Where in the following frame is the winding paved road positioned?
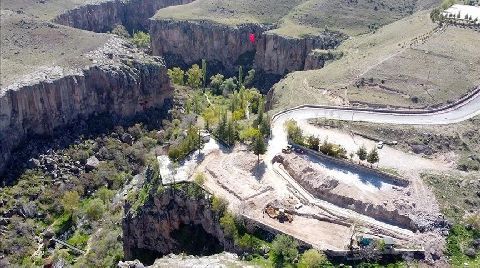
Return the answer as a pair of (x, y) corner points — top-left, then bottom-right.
(267, 86), (480, 162)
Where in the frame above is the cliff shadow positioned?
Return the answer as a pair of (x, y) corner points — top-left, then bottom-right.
(0, 104), (171, 186)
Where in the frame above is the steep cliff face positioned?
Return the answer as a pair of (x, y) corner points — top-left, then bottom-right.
(123, 185), (232, 264)
(255, 32), (344, 75)
(150, 20), (269, 74)
(53, 0), (194, 33)
(150, 19), (345, 75)
(0, 39), (172, 175)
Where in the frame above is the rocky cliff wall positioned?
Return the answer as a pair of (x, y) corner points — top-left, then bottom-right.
(150, 19), (345, 75)
(0, 39), (172, 176)
(150, 20), (269, 74)
(122, 184), (233, 264)
(53, 0), (194, 33)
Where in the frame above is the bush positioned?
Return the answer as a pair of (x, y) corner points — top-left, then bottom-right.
(85, 198), (105, 222)
(194, 172), (206, 186)
(270, 234), (299, 266)
(167, 67), (185, 85)
(211, 196), (228, 216)
(131, 31), (150, 48)
(61, 191), (80, 213)
(285, 120), (304, 145)
(298, 249), (329, 268)
(220, 212), (238, 239)
(111, 24), (130, 38)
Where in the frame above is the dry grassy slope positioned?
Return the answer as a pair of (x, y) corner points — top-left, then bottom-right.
(0, 11), (109, 88)
(2, 0), (104, 21)
(153, 0), (441, 37)
(270, 11), (480, 111)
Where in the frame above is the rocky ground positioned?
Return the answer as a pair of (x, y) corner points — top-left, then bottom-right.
(119, 252), (251, 268)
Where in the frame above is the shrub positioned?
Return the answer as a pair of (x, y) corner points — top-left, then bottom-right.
(307, 135), (320, 151)
(61, 191), (80, 213)
(131, 31), (150, 48)
(285, 120), (304, 145)
(85, 198), (105, 222)
(194, 172), (206, 186)
(298, 249), (329, 268)
(270, 234), (299, 266)
(186, 64), (202, 89)
(111, 24), (130, 38)
(167, 67), (185, 85)
(220, 212), (238, 239)
(211, 196), (228, 216)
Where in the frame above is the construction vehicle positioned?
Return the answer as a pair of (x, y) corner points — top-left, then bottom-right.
(265, 204), (293, 223)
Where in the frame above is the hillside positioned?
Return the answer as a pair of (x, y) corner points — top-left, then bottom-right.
(270, 11), (480, 111)
(154, 0), (442, 37)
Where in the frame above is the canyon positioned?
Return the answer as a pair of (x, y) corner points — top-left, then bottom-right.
(150, 19), (345, 76)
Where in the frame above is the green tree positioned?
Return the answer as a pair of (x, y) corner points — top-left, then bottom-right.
(202, 59), (207, 91)
(298, 249), (329, 268)
(85, 198), (104, 221)
(270, 234), (299, 267)
(131, 31), (150, 48)
(61, 191), (80, 213)
(210, 74), (225, 95)
(307, 135), (320, 151)
(240, 126), (261, 143)
(252, 132), (267, 170)
(220, 78), (237, 95)
(238, 66), (243, 87)
(356, 145), (368, 162)
(244, 69), (255, 87)
(96, 187), (114, 205)
(211, 196), (228, 215)
(226, 119), (236, 146)
(367, 148), (380, 166)
(202, 106), (217, 131)
(186, 64), (202, 89)
(167, 67), (185, 85)
(285, 120), (304, 145)
(111, 24), (130, 38)
(430, 8), (442, 22)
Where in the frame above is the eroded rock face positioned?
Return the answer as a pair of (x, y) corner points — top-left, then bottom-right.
(150, 19), (345, 75)
(123, 186), (232, 264)
(53, 0), (194, 33)
(0, 38), (172, 175)
(150, 20), (269, 74)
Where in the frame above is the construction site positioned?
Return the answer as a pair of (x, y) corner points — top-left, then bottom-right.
(165, 120), (450, 263)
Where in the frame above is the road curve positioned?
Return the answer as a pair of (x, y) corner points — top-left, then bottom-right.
(267, 86), (480, 162)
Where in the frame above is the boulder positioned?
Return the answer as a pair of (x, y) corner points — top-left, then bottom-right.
(85, 156), (100, 172)
(121, 133), (134, 145)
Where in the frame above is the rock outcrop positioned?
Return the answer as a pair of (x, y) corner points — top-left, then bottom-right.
(123, 184), (233, 264)
(53, 0), (194, 33)
(150, 19), (345, 75)
(0, 38), (172, 175)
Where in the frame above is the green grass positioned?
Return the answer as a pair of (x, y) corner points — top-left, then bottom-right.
(447, 224), (480, 266)
(67, 231), (90, 249)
